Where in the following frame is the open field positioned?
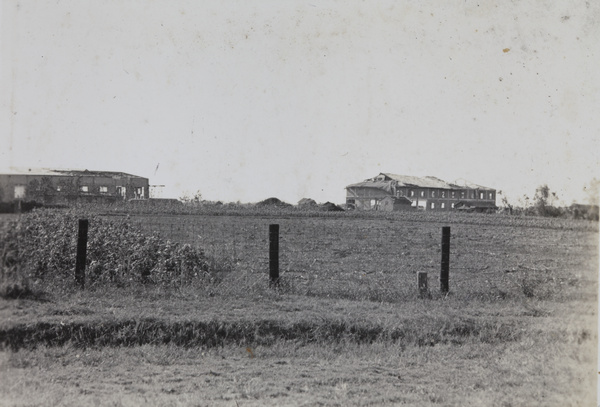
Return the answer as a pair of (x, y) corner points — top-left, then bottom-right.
(123, 212), (598, 304)
(0, 210), (598, 406)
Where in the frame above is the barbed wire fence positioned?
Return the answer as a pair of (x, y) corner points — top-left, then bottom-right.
(117, 214), (558, 300)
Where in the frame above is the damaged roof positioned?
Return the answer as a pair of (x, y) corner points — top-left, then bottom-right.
(380, 173), (458, 189)
(346, 173), (494, 191)
(1, 167), (147, 179)
(345, 180), (396, 193)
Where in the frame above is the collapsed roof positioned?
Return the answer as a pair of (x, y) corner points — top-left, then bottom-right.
(346, 173), (495, 191)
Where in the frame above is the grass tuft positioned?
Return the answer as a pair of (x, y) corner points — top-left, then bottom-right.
(0, 313), (525, 352)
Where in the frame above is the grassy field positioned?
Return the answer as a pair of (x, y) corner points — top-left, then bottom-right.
(0, 210), (598, 406)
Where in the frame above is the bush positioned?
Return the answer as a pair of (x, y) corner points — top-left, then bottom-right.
(0, 209), (211, 292)
(256, 197), (293, 208)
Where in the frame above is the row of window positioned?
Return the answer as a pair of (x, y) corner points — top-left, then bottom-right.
(363, 199), (456, 210)
(432, 202), (453, 209)
(404, 189), (494, 200)
(14, 185), (145, 198)
(414, 201), (455, 210)
(76, 185), (111, 193)
(76, 186), (145, 197)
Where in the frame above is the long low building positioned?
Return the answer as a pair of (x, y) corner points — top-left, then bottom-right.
(0, 168), (149, 204)
(346, 173), (497, 212)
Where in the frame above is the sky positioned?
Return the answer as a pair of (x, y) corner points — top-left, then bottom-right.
(1, 0), (599, 205)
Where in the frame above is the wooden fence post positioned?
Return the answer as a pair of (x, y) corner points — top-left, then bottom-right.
(75, 219), (89, 289)
(440, 226), (450, 293)
(269, 224), (279, 286)
(417, 271), (428, 297)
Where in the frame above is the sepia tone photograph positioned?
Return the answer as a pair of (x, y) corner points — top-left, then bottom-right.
(1, 1), (598, 406)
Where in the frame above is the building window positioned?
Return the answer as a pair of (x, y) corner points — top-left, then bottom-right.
(410, 190), (415, 197)
(461, 191), (466, 199)
(431, 191), (436, 198)
(441, 202), (445, 209)
(134, 187), (145, 199)
(420, 191), (426, 198)
(14, 185), (26, 199)
(99, 186), (108, 193)
(80, 186), (89, 192)
(431, 202), (435, 209)
(451, 203), (455, 208)
(489, 192), (494, 199)
(480, 192), (484, 199)
(116, 186), (126, 197)
(56, 185), (62, 192)
(441, 191), (446, 198)
(451, 191), (456, 198)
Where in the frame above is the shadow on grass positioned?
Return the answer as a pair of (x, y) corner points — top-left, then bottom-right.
(0, 284), (51, 302)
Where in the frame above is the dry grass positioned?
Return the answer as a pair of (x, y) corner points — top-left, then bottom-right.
(0, 288), (596, 406)
(122, 212), (597, 304)
(0, 327), (595, 406)
(0, 210), (597, 406)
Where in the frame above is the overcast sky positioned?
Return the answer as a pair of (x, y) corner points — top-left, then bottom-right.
(1, 1), (598, 205)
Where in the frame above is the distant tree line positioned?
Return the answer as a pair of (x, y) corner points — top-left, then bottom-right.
(499, 179), (599, 221)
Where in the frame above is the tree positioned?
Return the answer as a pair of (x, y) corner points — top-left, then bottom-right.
(533, 184), (560, 217)
(497, 190), (514, 214)
(517, 194), (531, 213)
(27, 177), (56, 203)
(179, 190), (203, 206)
(56, 178), (79, 200)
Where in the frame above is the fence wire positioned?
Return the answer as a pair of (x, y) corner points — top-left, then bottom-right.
(116, 214), (578, 299)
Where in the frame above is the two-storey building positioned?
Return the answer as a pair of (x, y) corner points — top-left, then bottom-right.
(345, 173), (497, 212)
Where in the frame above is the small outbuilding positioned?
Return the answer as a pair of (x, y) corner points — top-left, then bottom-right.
(297, 198), (318, 208)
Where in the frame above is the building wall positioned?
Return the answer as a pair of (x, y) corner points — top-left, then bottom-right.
(0, 173), (149, 203)
(346, 186), (391, 210)
(378, 196), (412, 211)
(346, 185), (496, 212)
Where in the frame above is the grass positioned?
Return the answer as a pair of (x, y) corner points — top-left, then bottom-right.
(0, 323), (595, 406)
(118, 211), (596, 305)
(0, 289), (527, 350)
(0, 209), (597, 406)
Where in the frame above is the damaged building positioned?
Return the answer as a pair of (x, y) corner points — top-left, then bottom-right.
(345, 173), (497, 212)
(0, 168), (149, 204)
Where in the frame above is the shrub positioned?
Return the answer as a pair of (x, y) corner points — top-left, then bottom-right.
(0, 209), (211, 292)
